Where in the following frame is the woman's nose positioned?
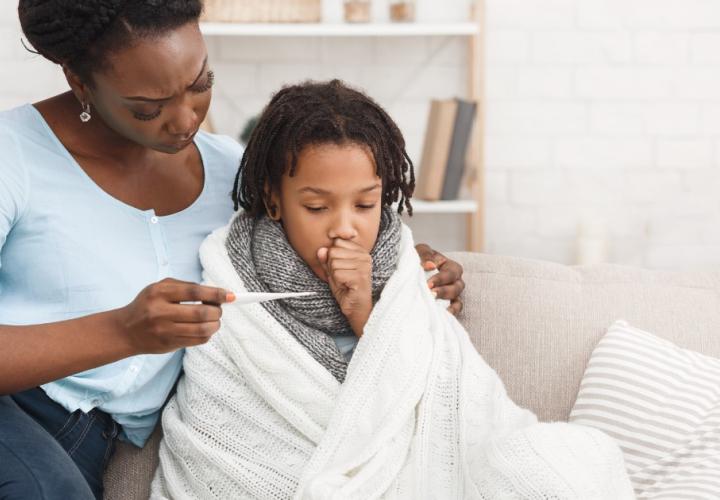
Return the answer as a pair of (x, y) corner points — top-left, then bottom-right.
(166, 101), (198, 137)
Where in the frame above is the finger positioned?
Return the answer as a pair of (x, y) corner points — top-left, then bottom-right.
(447, 299), (463, 316)
(427, 261), (462, 289)
(327, 250), (370, 272)
(331, 238), (368, 251)
(438, 257), (462, 278)
(330, 270), (365, 289)
(415, 243), (433, 263)
(326, 246), (369, 261)
(328, 259), (362, 272)
(415, 244), (447, 270)
(172, 321), (222, 338)
(432, 280), (465, 301)
(167, 303), (222, 323)
(161, 282), (234, 305)
(317, 247), (329, 265)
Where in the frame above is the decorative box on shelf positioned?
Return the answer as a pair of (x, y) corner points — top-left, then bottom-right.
(201, 0), (321, 23)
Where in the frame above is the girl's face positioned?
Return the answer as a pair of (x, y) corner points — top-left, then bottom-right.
(270, 142), (383, 281)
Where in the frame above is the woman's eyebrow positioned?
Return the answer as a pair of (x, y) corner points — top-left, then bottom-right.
(123, 56), (209, 102)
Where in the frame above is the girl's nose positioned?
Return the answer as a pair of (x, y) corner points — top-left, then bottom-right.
(328, 212), (358, 241)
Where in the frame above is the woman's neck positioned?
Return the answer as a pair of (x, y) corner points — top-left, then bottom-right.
(34, 92), (160, 168)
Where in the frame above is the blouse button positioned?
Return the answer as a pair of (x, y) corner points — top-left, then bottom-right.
(150, 216), (159, 224)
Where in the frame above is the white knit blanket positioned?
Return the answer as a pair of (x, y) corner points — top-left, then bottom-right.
(151, 222), (634, 500)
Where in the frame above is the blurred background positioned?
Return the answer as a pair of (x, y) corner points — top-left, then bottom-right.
(2, 0), (719, 271)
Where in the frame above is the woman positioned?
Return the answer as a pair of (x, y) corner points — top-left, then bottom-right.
(0, 2), (465, 499)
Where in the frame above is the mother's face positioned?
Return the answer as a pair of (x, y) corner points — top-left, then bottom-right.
(82, 22), (212, 154)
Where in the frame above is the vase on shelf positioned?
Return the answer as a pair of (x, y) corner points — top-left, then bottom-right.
(390, 0), (415, 22)
(344, 0), (371, 23)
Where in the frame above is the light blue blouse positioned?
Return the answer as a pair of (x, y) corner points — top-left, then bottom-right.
(0, 104), (243, 446)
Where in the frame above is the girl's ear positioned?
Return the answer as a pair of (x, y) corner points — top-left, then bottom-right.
(264, 184), (282, 221)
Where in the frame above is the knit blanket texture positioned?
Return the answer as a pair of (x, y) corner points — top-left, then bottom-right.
(151, 217), (634, 500)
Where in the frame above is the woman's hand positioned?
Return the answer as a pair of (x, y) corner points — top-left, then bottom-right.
(415, 244), (465, 316)
(317, 239), (373, 338)
(113, 278), (236, 354)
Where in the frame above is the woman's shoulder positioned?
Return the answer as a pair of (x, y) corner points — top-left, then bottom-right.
(195, 130), (244, 169)
(0, 106), (35, 229)
(0, 104), (44, 136)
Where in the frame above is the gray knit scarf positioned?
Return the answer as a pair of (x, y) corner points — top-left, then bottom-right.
(225, 207), (401, 383)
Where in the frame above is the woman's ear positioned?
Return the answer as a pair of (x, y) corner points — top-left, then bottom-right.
(62, 65), (91, 108)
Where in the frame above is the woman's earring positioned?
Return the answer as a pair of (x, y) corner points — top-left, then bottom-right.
(79, 102), (92, 123)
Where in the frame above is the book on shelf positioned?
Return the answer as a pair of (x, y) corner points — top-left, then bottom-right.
(441, 99), (477, 200)
(415, 99), (458, 201)
(415, 97), (477, 202)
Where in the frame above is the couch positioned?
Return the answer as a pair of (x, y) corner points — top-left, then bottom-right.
(104, 252), (720, 499)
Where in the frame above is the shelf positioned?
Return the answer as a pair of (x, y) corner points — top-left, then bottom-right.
(404, 199), (478, 214)
(200, 22), (479, 37)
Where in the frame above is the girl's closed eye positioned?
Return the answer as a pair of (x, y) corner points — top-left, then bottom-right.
(304, 205), (326, 212)
(357, 203), (376, 210)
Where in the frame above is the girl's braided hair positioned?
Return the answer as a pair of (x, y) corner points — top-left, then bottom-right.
(18, 0), (202, 84)
(233, 79), (415, 216)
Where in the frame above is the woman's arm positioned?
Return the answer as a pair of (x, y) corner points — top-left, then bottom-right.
(415, 244), (466, 315)
(0, 278), (234, 395)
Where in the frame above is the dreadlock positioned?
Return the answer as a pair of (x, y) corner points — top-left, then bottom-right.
(232, 79), (415, 217)
(18, 0), (202, 84)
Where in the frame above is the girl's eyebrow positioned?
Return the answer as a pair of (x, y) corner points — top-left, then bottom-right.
(123, 56), (209, 102)
(298, 183), (381, 195)
(358, 183), (382, 193)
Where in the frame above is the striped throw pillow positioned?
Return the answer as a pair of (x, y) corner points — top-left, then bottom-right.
(570, 320), (720, 499)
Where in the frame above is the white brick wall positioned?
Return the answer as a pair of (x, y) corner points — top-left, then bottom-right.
(2, 0), (720, 270)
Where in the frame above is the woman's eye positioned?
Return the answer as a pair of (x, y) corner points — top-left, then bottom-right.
(132, 107), (163, 121)
(191, 70), (215, 94)
(304, 206), (326, 212)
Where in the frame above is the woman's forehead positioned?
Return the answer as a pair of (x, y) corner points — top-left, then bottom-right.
(95, 22), (207, 99)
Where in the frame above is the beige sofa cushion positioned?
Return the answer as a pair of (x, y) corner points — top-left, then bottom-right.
(103, 252), (720, 499)
(448, 252), (720, 423)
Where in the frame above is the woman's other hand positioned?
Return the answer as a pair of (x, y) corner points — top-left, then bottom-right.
(415, 244), (465, 316)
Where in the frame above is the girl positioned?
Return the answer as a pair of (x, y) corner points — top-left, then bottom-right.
(152, 80), (633, 499)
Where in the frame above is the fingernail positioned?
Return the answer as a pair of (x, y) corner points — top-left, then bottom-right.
(431, 291), (438, 299)
(226, 292), (236, 302)
(428, 281), (435, 289)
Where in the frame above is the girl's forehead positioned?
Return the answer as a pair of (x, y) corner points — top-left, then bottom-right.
(285, 144), (381, 191)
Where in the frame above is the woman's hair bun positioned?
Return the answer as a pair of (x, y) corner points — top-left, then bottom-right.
(19, 0), (125, 65)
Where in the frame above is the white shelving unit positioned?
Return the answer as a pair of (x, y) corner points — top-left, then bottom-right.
(200, 22), (478, 37)
(410, 200), (478, 214)
(200, 3), (485, 250)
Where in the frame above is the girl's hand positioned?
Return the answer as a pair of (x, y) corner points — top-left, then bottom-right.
(415, 244), (465, 316)
(317, 239), (373, 338)
(113, 278), (236, 354)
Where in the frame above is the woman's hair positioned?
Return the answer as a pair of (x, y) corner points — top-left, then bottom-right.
(18, 0), (202, 84)
(233, 79), (415, 216)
